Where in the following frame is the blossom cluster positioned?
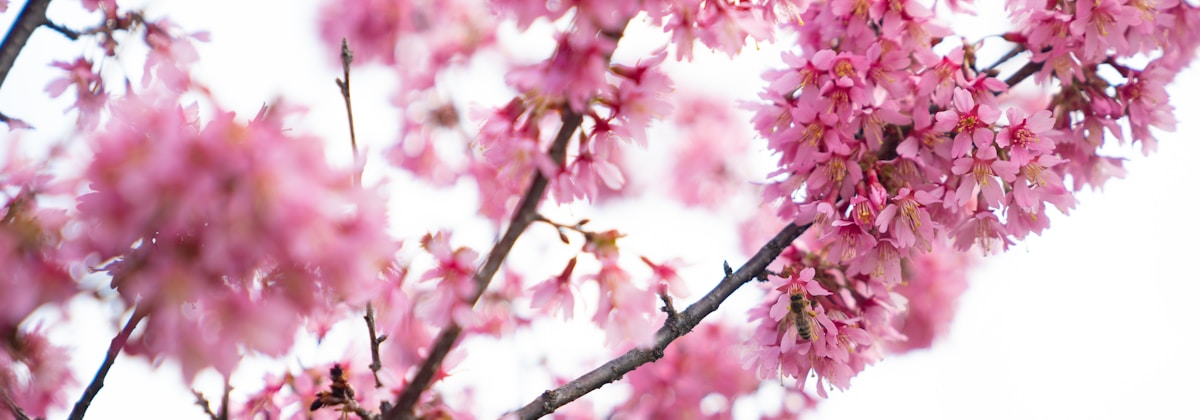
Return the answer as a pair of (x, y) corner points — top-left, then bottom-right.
(2, 0), (1196, 418)
(76, 90), (397, 381)
(739, 0), (1198, 400)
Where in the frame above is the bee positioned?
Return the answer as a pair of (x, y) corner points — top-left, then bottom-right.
(788, 293), (817, 341)
(311, 364), (356, 412)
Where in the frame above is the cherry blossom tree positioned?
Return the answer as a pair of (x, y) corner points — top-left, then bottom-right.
(1, 0), (1197, 419)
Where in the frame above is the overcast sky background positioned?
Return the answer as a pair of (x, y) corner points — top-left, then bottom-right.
(3, 0), (1199, 418)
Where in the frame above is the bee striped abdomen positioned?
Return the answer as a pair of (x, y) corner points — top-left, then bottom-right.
(789, 293), (814, 341)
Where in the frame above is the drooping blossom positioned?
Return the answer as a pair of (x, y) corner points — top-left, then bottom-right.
(76, 91), (397, 380)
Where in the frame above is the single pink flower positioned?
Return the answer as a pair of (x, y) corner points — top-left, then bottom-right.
(996, 108), (1056, 164)
(934, 88), (1000, 158)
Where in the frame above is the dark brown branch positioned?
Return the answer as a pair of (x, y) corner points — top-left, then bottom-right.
(983, 45), (1025, 73)
(511, 222), (810, 419)
(218, 381), (230, 420)
(385, 109), (584, 419)
(68, 306), (146, 420)
(1004, 60), (1043, 88)
(43, 20), (79, 40)
(385, 16), (633, 417)
(0, 0), (53, 90)
(364, 301), (386, 389)
(192, 389), (219, 420)
(0, 111), (31, 129)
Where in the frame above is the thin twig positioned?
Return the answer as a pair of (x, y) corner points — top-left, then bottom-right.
(0, 111), (32, 130)
(510, 223), (810, 419)
(335, 38), (359, 170)
(1, 387), (33, 420)
(43, 20), (80, 40)
(338, 37), (387, 392)
(384, 19), (630, 418)
(192, 389), (219, 420)
(0, 0), (53, 90)
(68, 306), (146, 420)
(385, 108), (585, 419)
(364, 301), (386, 389)
(983, 45), (1025, 73)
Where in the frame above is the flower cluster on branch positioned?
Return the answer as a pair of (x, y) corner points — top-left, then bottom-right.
(0, 0), (1196, 418)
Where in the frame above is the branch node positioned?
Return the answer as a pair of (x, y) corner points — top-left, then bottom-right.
(191, 389), (219, 420)
(43, 20), (80, 40)
(363, 301), (385, 389)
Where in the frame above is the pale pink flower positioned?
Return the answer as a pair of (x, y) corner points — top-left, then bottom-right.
(889, 242), (974, 353)
(1, 327), (77, 417)
(507, 32), (616, 112)
(653, 0), (775, 61)
(951, 211), (1012, 254)
(78, 92), (397, 381)
(614, 324), (759, 418)
(528, 257), (579, 320)
(916, 47), (967, 106)
(587, 264), (659, 348)
(821, 219), (877, 262)
(876, 187), (938, 250)
(1069, 0), (1143, 61)
(46, 58), (106, 129)
(950, 145), (1019, 210)
(1118, 62), (1177, 155)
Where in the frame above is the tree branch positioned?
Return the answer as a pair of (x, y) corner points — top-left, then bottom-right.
(0, 0), (53, 90)
(0, 387), (34, 420)
(191, 389), (219, 420)
(1004, 60), (1043, 88)
(335, 37), (358, 165)
(385, 109), (584, 419)
(510, 222), (809, 418)
(67, 306), (146, 420)
(364, 301), (386, 389)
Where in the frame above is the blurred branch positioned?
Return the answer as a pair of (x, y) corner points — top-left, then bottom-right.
(364, 301), (386, 389)
(191, 389), (219, 420)
(511, 222), (809, 419)
(67, 306), (146, 420)
(385, 108), (584, 419)
(0, 0), (53, 90)
(335, 37), (359, 176)
(1, 387), (34, 420)
(384, 18), (631, 419)
(1004, 60), (1043, 88)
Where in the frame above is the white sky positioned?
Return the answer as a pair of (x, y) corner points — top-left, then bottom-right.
(2, 0), (1198, 419)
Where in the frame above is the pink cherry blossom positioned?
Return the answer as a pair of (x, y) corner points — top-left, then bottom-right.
(1, 327), (76, 418)
(876, 187), (938, 250)
(529, 257), (579, 320)
(950, 146), (1018, 210)
(888, 241), (972, 353)
(77, 91), (397, 380)
(996, 108), (1055, 164)
(46, 58), (106, 129)
(934, 88), (1000, 158)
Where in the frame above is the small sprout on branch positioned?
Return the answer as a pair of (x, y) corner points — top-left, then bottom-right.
(534, 214), (595, 244)
(191, 389), (218, 420)
(363, 302), (385, 388)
